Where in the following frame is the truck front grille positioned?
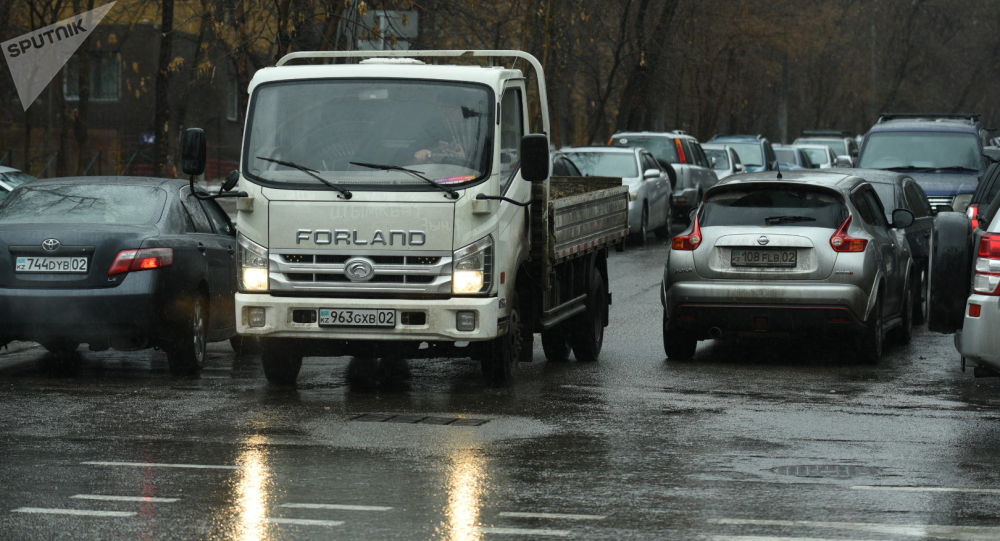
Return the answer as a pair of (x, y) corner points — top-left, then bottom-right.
(270, 250), (452, 295)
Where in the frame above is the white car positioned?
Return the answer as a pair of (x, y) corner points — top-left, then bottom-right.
(0, 166), (37, 201)
(563, 146), (672, 244)
(795, 144), (843, 169)
(701, 143), (745, 180)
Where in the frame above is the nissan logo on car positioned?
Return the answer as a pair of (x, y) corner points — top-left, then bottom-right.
(757, 235), (770, 246)
(295, 229), (426, 246)
(41, 238), (61, 251)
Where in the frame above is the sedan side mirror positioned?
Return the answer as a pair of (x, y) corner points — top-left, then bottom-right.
(891, 208), (914, 229)
(181, 128), (206, 177)
(520, 134), (550, 183)
(643, 168), (660, 180)
(735, 163), (746, 172)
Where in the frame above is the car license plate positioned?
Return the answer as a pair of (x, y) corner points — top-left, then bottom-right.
(15, 256), (88, 273)
(318, 308), (396, 328)
(731, 248), (797, 268)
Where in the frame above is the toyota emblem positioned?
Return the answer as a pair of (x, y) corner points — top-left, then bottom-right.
(757, 235), (770, 246)
(41, 238), (61, 252)
(344, 257), (375, 282)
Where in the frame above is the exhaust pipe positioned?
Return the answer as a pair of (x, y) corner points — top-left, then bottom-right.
(709, 327), (723, 338)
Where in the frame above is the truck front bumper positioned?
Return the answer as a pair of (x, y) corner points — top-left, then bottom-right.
(235, 293), (500, 342)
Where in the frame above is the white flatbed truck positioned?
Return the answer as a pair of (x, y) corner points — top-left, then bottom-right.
(205, 50), (628, 385)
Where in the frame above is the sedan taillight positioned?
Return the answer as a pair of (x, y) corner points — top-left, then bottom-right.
(973, 234), (1000, 295)
(108, 248), (174, 276)
(830, 215), (868, 252)
(672, 216), (702, 250)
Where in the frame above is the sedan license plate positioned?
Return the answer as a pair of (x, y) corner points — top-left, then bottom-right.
(731, 248), (797, 268)
(319, 308), (396, 328)
(15, 256), (88, 273)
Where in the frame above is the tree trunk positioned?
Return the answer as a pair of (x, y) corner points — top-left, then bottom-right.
(153, 0), (174, 177)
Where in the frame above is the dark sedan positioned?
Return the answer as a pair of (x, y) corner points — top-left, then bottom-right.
(0, 177), (238, 375)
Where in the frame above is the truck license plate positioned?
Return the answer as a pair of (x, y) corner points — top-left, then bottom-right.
(318, 308), (396, 328)
(15, 256), (88, 273)
(731, 248), (797, 268)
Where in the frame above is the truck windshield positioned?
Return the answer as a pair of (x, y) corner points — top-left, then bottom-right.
(859, 132), (981, 170)
(244, 80), (493, 189)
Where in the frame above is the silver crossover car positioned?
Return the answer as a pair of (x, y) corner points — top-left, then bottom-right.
(661, 171), (916, 363)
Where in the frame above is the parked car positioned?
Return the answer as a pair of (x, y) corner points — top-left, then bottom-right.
(551, 151), (582, 177)
(796, 144), (841, 169)
(0, 166), (37, 201)
(707, 134), (778, 172)
(773, 144), (815, 169)
(857, 112), (986, 213)
(661, 170), (915, 363)
(793, 129), (859, 164)
(563, 146), (672, 244)
(830, 168), (933, 323)
(966, 162), (1000, 230)
(0, 177), (239, 375)
(609, 131), (718, 223)
(702, 143), (745, 180)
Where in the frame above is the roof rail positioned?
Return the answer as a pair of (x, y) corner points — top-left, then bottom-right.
(877, 112), (980, 123)
(802, 129), (851, 137)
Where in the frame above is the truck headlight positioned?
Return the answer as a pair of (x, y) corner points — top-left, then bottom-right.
(952, 193), (973, 213)
(239, 234), (269, 292)
(452, 235), (493, 295)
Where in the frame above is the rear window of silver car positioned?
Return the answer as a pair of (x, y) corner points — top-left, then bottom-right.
(701, 185), (847, 228)
(564, 152), (639, 178)
(0, 184), (167, 225)
(611, 136), (680, 164)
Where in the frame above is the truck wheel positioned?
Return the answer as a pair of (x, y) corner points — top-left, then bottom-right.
(260, 338), (303, 385)
(167, 295), (207, 377)
(928, 211), (972, 333)
(662, 312), (697, 360)
(570, 275), (606, 362)
(541, 326), (571, 362)
(856, 294), (884, 364)
(481, 289), (527, 386)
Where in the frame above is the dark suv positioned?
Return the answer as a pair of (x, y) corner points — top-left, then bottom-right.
(706, 134), (777, 172)
(857, 113), (987, 213)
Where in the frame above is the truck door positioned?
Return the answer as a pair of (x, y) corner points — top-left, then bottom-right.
(496, 83), (530, 294)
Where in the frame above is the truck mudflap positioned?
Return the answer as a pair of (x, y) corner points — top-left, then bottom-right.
(235, 293), (500, 342)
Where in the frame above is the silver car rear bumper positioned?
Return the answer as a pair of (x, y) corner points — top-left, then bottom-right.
(957, 294), (1000, 370)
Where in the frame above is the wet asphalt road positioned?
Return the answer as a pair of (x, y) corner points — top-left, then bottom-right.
(3, 239), (1000, 540)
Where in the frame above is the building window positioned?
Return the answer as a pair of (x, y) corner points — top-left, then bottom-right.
(64, 52), (121, 101)
(227, 78), (239, 121)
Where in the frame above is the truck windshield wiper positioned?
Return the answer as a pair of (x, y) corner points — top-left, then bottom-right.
(764, 215), (817, 225)
(256, 156), (353, 199)
(350, 161), (459, 200)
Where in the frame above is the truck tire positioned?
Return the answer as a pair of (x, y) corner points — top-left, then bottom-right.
(260, 338), (303, 385)
(481, 288), (528, 386)
(167, 294), (208, 377)
(541, 326), (571, 362)
(856, 294), (884, 364)
(928, 211), (972, 333)
(570, 274), (606, 362)
(662, 312), (697, 360)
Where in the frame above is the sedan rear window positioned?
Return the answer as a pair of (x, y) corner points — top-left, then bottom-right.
(563, 152), (638, 178)
(0, 184), (167, 225)
(610, 136), (679, 164)
(701, 186), (848, 228)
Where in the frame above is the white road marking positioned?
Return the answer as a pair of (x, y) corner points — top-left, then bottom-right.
(71, 494), (179, 503)
(852, 485), (1000, 494)
(12, 507), (135, 517)
(498, 511), (606, 520)
(480, 526), (571, 537)
(268, 517), (345, 527)
(711, 536), (886, 541)
(82, 461), (239, 470)
(280, 503), (392, 511)
(709, 518), (1000, 540)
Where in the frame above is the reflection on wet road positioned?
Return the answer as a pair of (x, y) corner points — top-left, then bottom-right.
(4, 239), (1000, 539)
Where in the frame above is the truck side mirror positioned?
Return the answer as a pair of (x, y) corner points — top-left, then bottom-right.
(520, 134), (549, 182)
(181, 128), (206, 176)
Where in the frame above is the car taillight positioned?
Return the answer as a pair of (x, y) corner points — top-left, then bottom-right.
(968, 203), (980, 230)
(973, 234), (1000, 295)
(672, 216), (702, 250)
(108, 248), (174, 276)
(829, 215), (868, 252)
(674, 139), (687, 164)
(608, 137), (614, 145)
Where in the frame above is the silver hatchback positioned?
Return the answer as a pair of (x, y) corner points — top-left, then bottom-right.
(660, 171), (916, 363)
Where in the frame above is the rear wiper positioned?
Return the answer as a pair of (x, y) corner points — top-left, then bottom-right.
(764, 215), (817, 225)
(256, 156), (353, 199)
(350, 161), (458, 200)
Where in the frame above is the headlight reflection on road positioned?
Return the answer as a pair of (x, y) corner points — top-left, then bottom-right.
(440, 449), (488, 541)
(234, 434), (273, 541)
